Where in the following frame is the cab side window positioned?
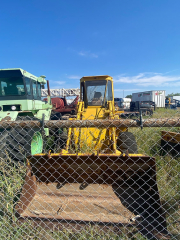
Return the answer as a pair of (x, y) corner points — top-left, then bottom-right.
(37, 82), (41, 98)
(106, 81), (113, 101)
(24, 77), (31, 96)
(32, 81), (38, 99)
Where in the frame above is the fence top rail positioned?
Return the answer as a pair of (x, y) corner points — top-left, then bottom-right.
(0, 118), (180, 128)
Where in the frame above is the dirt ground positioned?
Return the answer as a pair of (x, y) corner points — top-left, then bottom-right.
(22, 183), (135, 224)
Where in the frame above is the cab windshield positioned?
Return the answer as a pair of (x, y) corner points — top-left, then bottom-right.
(0, 77), (25, 96)
(84, 80), (112, 106)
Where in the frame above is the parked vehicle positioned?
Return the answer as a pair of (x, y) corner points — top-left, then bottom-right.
(165, 97), (177, 109)
(176, 100), (180, 107)
(0, 68), (52, 162)
(16, 75), (167, 235)
(114, 97), (131, 109)
(132, 90), (166, 108)
(43, 95), (79, 119)
(170, 96), (180, 101)
(130, 101), (155, 115)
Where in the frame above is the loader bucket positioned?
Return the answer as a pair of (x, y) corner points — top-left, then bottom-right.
(15, 163), (37, 216)
(15, 153), (167, 233)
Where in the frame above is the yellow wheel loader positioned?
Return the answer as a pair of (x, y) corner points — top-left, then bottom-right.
(15, 76), (168, 236)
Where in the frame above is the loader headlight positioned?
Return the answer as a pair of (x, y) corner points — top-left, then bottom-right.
(11, 106), (16, 111)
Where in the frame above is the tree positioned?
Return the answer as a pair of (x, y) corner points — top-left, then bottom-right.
(167, 93), (180, 97)
(125, 94), (132, 98)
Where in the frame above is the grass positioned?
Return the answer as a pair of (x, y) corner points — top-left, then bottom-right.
(0, 108), (180, 239)
(0, 219), (148, 240)
(0, 156), (25, 220)
(153, 107), (180, 118)
(130, 108), (180, 237)
(0, 156), (146, 240)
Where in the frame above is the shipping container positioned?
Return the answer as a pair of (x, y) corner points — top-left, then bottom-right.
(132, 90), (166, 108)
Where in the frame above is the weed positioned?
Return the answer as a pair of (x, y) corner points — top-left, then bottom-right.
(0, 108), (180, 239)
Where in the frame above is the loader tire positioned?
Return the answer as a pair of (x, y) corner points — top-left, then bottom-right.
(0, 130), (9, 159)
(50, 112), (62, 120)
(48, 128), (67, 152)
(0, 116), (43, 163)
(117, 132), (138, 154)
(55, 131), (68, 150)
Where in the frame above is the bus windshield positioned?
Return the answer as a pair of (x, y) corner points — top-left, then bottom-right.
(0, 77), (25, 96)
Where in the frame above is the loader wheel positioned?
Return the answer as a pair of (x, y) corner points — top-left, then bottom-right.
(0, 116), (43, 162)
(117, 132), (138, 154)
(48, 128), (67, 152)
(0, 130), (9, 159)
(50, 112), (62, 120)
(56, 131), (68, 150)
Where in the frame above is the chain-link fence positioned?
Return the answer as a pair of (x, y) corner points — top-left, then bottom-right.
(0, 110), (180, 240)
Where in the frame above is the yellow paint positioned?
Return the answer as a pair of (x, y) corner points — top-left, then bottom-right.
(33, 75), (140, 158)
(162, 131), (180, 144)
(65, 75), (127, 155)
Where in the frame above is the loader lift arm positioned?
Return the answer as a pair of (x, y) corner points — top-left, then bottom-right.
(15, 75), (169, 238)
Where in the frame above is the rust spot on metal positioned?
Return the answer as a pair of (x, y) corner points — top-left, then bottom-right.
(47, 150), (52, 159)
(0, 116), (11, 121)
(27, 154), (155, 185)
(15, 165), (37, 215)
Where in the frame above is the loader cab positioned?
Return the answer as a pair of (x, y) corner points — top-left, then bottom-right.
(0, 68), (51, 115)
(80, 75), (114, 108)
(0, 69), (46, 101)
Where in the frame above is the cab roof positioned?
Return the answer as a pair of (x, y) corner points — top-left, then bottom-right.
(0, 68), (46, 83)
(80, 75), (113, 82)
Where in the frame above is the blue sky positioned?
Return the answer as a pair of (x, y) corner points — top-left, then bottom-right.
(0, 0), (180, 97)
